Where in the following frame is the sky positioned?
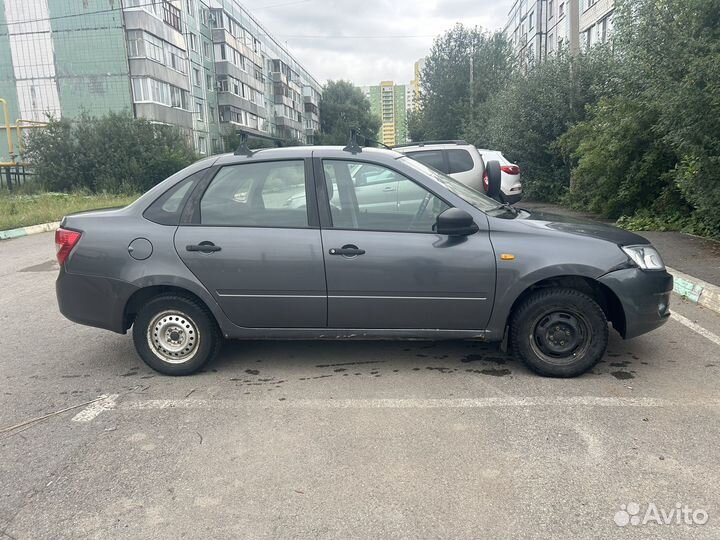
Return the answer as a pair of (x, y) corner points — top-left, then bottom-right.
(241, 0), (509, 86)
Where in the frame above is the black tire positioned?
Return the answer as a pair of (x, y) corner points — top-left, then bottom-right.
(132, 294), (221, 376)
(510, 288), (608, 377)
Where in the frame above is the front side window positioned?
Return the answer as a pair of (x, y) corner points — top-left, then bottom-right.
(322, 160), (450, 233)
(199, 161), (308, 228)
(400, 156), (500, 213)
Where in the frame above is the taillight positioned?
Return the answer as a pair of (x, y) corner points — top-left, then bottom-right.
(501, 165), (520, 175)
(483, 170), (489, 192)
(55, 228), (82, 266)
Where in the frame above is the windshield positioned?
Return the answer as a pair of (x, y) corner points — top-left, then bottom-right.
(399, 155), (501, 213)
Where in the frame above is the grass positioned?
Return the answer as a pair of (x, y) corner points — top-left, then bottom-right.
(0, 191), (139, 230)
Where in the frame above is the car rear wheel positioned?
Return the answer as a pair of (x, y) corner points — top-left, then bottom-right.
(132, 295), (221, 375)
(510, 288), (608, 377)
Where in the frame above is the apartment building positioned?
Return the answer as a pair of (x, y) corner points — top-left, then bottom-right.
(504, 0), (615, 66)
(359, 81), (408, 147)
(0, 0), (321, 161)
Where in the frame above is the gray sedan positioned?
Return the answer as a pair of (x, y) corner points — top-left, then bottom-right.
(55, 146), (672, 377)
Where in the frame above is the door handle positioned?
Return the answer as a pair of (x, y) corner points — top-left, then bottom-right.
(329, 245), (365, 257)
(382, 186), (396, 192)
(186, 241), (221, 253)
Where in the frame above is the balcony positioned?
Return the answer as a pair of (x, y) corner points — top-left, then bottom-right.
(162, 0), (181, 32)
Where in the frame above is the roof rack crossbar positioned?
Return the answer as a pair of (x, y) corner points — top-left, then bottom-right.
(392, 140), (469, 149)
(343, 128), (362, 154)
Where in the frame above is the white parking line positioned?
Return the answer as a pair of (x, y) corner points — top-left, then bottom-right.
(67, 395), (720, 423)
(117, 396), (720, 411)
(71, 394), (119, 422)
(671, 312), (720, 347)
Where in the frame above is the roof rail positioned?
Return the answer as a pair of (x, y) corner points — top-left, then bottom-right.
(392, 140), (469, 149)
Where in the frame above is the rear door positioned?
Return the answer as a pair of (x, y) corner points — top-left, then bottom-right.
(174, 158), (327, 328)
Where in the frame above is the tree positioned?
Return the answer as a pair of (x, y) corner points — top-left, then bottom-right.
(466, 48), (618, 201)
(24, 112), (197, 193)
(559, 0), (720, 236)
(419, 24), (512, 140)
(318, 80), (380, 144)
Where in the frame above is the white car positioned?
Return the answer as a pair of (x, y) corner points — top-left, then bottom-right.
(394, 141), (523, 204)
(478, 149), (523, 204)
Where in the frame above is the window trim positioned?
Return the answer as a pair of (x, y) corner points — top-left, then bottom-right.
(180, 158), (319, 229)
(314, 157), (453, 235)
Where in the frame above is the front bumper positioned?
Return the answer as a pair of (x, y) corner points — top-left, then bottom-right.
(599, 267), (673, 339)
(56, 267), (139, 334)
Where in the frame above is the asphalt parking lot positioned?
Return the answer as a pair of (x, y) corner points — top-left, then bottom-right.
(2, 232), (720, 540)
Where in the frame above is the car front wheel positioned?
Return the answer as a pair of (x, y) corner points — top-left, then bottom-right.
(510, 288), (608, 377)
(132, 294), (221, 375)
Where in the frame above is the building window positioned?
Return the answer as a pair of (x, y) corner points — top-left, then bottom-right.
(195, 101), (204, 121)
(203, 40), (211, 58)
(206, 73), (213, 90)
(559, 1), (565, 17)
(529, 11), (534, 31)
(132, 77), (188, 110)
(189, 32), (198, 52)
(200, 8), (209, 26)
(193, 67), (201, 87)
(197, 136), (207, 155)
(209, 105), (215, 122)
(162, 1), (182, 32)
(186, 0), (194, 15)
(548, 0), (554, 19)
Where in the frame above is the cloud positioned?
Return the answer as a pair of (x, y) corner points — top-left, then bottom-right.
(241, 0), (509, 85)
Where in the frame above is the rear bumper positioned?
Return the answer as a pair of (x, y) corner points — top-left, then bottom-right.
(56, 267), (138, 334)
(599, 268), (673, 339)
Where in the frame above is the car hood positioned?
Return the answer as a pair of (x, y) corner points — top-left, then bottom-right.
(513, 208), (650, 246)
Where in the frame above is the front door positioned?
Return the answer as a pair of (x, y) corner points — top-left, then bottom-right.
(318, 159), (495, 330)
(175, 159), (326, 328)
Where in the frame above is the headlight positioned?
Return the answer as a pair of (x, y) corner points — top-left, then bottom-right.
(621, 245), (665, 270)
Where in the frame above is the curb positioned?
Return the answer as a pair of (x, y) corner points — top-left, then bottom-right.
(0, 221), (60, 241)
(667, 266), (720, 315)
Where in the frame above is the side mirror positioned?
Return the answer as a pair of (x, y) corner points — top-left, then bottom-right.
(484, 160), (502, 202)
(435, 208), (479, 236)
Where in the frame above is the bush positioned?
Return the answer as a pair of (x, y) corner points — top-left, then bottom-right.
(24, 112), (198, 194)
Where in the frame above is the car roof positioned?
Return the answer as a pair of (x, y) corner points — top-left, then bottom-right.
(211, 145), (406, 166)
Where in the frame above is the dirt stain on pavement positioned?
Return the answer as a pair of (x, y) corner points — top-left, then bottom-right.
(466, 368), (512, 377)
(611, 371), (635, 380)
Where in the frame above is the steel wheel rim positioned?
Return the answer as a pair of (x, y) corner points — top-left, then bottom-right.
(147, 310), (200, 364)
(529, 309), (591, 364)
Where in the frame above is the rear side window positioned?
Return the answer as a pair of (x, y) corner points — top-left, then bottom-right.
(143, 171), (203, 225)
(199, 160), (308, 228)
(406, 150), (447, 173)
(446, 149), (474, 174)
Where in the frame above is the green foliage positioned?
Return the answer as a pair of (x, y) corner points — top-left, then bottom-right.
(419, 24), (512, 140)
(0, 191), (138, 230)
(318, 80), (380, 144)
(467, 48), (618, 201)
(559, 0), (720, 236)
(24, 112), (197, 194)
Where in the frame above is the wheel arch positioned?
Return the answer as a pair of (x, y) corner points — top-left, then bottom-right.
(506, 275), (626, 337)
(123, 284), (222, 334)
